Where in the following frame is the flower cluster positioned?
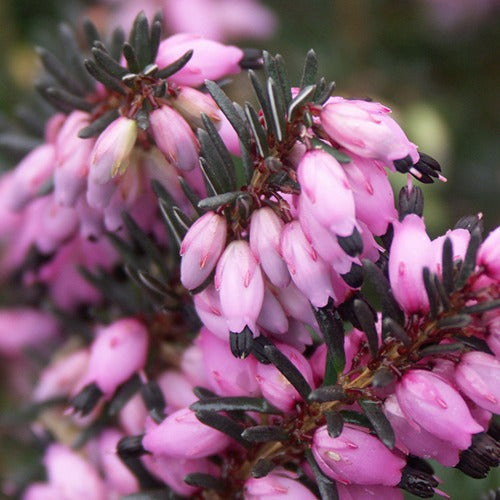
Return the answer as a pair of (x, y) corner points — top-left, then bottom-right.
(0, 10), (498, 500)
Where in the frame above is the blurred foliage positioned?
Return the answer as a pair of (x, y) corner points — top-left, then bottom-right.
(0, 0), (498, 498)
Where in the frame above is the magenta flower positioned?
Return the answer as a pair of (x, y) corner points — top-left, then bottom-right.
(395, 369), (483, 450)
(429, 227), (470, 275)
(180, 211), (227, 290)
(455, 351), (500, 414)
(155, 33), (243, 87)
(388, 214), (432, 314)
(215, 240), (265, 334)
(142, 407), (231, 458)
(321, 97), (419, 169)
(477, 226), (500, 281)
(244, 469), (317, 499)
(337, 483), (404, 500)
(257, 287), (289, 335)
(193, 284), (230, 339)
(312, 424), (405, 485)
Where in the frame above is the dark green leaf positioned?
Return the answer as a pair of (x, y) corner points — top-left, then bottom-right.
(84, 59), (126, 95)
(252, 458), (275, 478)
(83, 18), (100, 48)
(308, 385), (347, 403)
(353, 298), (378, 358)
(198, 191), (242, 211)
(123, 42), (140, 73)
(267, 78), (285, 142)
(178, 176), (202, 214)
(419, 342), (464, 357)
(311, 137), (351, 163)
(191, 397), (280, 414)
(359, 399), (395, 449)
(132, 12), (151, 69)
(314, 77), (336, 105)
(441, 237), (454, 294)
(300, 49), (318, 88)
(241, 425), (289, 442)
(78, 109), (119, 138)
(423, 267), (439, 319)
(244, 103), (269, 158)
(91, 47), (128, 78)
(313, 303), (345, 374)
(305, 449), (339, 500)
(463, 299), (500, 314)
(325, 410), (344, 438)
(288, 84), (316, 122)
(156, 50), (193, 79)
(150, 18), (162, 61)
(184, 473), (225, 491)
(110, 27), (126, 61)
(436, 314), (472, 329)
(248, 70), (273, 133)
(274, 54), (292, 106)
(455, 227), (482, 289)
(195, 411), (250, 448)
(107, 374), (142, 416)
(382, 317), (411, 347)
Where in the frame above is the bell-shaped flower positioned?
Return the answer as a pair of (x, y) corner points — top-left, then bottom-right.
(312, 424), (405, 485)
(155, 33), (243, 87)
(89, 116), (137, 185)
(275, 281), (317, 327)
(395, 369), (483, 450)
(320, 97), (419, 169)
(429, 228), (470, 276)
(280, 220), (334, 308)
(149, 105), (199, 171)
(383, 394), (460, 466)
(388, 214), (432, 314)
(297, 149), (357, 237)
(142, 407), (231, 458)
(193, 284), (230, 340)
(337, 483), (403, 500)
(249, 206), (290, 288)
(477, 226), (500, 281)
(180, 211), (227, 290)
(157, 370), (197, 414)
(215, 240), (265, 334)
(257, 287), (289, 335)
(244, 469), (317, 499)
(171, 85), (221, 130)
(80, 318), (148, 397)
(256, 343), (314, 412)
(455, 351), (500, 414)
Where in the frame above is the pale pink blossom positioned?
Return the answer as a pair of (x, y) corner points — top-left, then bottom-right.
(477, 226), (500, 281)
(244, 469), (317, 499)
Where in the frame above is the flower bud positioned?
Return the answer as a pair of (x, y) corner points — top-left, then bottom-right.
(155, 33), (243, 87)
(150, 105), (199, 171)
(142, 407), (231, 458)
(280, 220), (334, 308)
(171, 85), (221, 130)
(81, 318), (148, 396)
(429, 228), (470, 276)
(257, 287), (289, 335)
(180, 211), (227, 290)
(193, 284), (230, 340)
(297, 149), (356, 237)
(337, 483), (404, 500)
(395, 369), (483, 450)
(388, 214), (431, 314)
(89, 117), (137, 184)
(215, 240), (265, 334)
(244, 470), (317, 499)
(477, 226), (500, 281)
(312, 424), (405, 485)
(321, 97), (419, 169)
(249, 207), (290, 288)
(454, 351), (500, 414)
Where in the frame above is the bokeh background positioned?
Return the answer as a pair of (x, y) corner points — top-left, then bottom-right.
(0, 0), (498, 498)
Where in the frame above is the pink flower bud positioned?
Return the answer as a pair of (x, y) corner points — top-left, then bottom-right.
(150, 105), (199, 171)
(249, 207), (290, 288)
(4, 144), (55, 211)
(244, 470), (317, 499)
(388, 214), (432, 314)
(143, 454), (219, 497)
(297, 149), (356, 237)
(171, 85), (221, 129)
(54, 111), (94, 206)
(256, 343), (314, 412)
(180, 211), (227, 290)
(155, 33), (243, 87)
(275, 281), (317, 326)
(312, 424), (405, 485)
(337, 483), (403, 500)
(198, 327), (260, 396)
(119, 393), (148, 435)
(81, 318), (148, 396)
(477, 226), (500, 281)
(396, 369), (483, 450)
(0, 308), (59, 357)
(280, 220), (334, 308)
(142, 407), (231, 458)
(455, 351), (500, 414)
(193, 284), (230, 339)
(157, 370), (197, 414)
(383, 394), (460, 466)
(89, 116), (138, 184)
(429, 228), (470, 276)
(215, 240), (265, 334)
(257, 287), (289, 335)
(344, 155), (398, 236)
(321, 97), (419, 168)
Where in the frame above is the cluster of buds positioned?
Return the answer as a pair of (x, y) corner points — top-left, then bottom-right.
(0, 10), (498, 500)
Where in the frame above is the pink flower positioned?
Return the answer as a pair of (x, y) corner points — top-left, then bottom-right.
(180, 211), (227, 290)
(257, 287), (289, 335)
(454, 351), (500, 414)
(249, 207), (290, 288)
(297, 149), (357, 237)
(215, 240), (265, 334)
(321, 97), (419, 169)
(312, 424), (405, 485)
(193, 284), (230, 339)
(89, 116), (138, 185)
(157, 370), (197, 413)
(388, 214), (432, 314)
(80, 318), (148, 396)
(155, 33), (243, 87)
(149, 105), (199, 171)
(280, 220), (334, 308)
(477, 226), (500, 281)
(337, 483), (403, 500)
(395, 369), (483, 450)
(171, 85), (221, 129)
(142, 407), (231, 458)
(244, 469), (317, 499)
(383, 394), (460, 466)
(429, 228), (470, 276)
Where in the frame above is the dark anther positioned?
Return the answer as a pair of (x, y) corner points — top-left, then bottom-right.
(337, 227), (363, 257)
(69, 383), (103, 416)
(141, 380), (166, 423)
(398, 185), (424, 220)
(341, 263), (364, 288)
(393, 154), (414, 173)
(454, 214), (484, 234)
(230, 327), (253, 358)
(251, 335), (274, 364)
(399, 464), (438, 498)
(240, 48), (263, 70)
(411, 152), (442, 183)
(455, 432), (500, 479)
(117, 434), (146, 459)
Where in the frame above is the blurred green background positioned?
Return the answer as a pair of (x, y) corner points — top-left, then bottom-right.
(0, 0), (498, 498)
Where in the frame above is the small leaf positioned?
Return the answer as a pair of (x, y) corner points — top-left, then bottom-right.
(359, 399), (395, 449)
(251, 458), (275, 478)
(325, 410), (344, 438)
(441, 237), (454, 294)
(353, 298), (378, 358)
(436, 314), (472, 329)
(190, 397), (280, 414)
(311, 137), (351, 163)
(314, 77), (336, 105)
(372, 367), (396, 388)
(274, 54), (292, 106)
(241, 425), (289, 442)
(178, 176), (201, 214)
(150, 18), (162, 62)
(108, 374), (142, 416)
(453, 335), (494, 354)
(300, 49), (318, 89)
(455, 227), (482, 289)
(195, 411), (250, 448)
(156, 49), (193, 79)
(197, 191), (241, 211)
(313, 303), (345, 374)
(110, 27), (126, 61)
(398, 185), (424, 220)
(308, 385), (347, 403)
(84, 59), (126, 95)
(132, 12), (151, 69)
(422, 267), (439, 319)
(288, 84), (316, 122)
(248, 70), (273, 133)
(78, 109), (119, 138)
(184, 473), (225, 491)
(419, 342), (464, 357)
(305, 449), (339, 500)
(83, 18), (100, 48)
(92, 47), (128, 78)
(244, 103), (269, 158)
(141, 381), (166, 423)
(123, 42), (140, 73)
(267, 77), (285, 142)
(463, 299), (500, 314)
(382, 317), (411, 347)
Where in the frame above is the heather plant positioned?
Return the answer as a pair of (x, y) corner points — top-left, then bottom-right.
(0, 10), (498, 500)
